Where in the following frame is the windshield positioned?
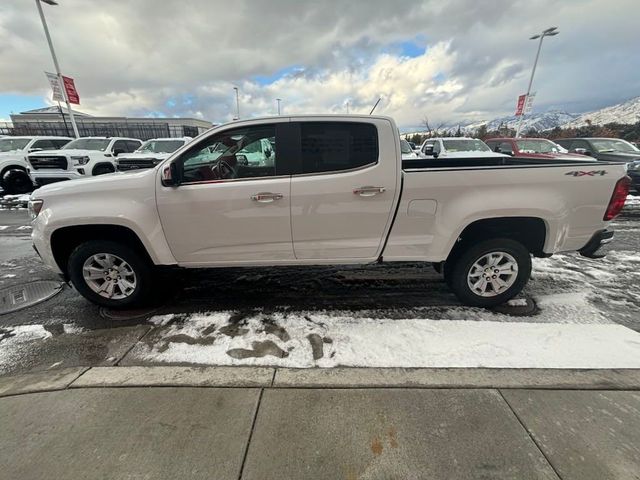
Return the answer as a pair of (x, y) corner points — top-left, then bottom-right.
(516, 139), (561, 154)
(63, 138), (111, 151)
(137, 139), (185, 154)
(400, 139), (413, 154)
(0, 138), (30, 152)
(442, 139), (491, 152)
(591, 139), (639, 153)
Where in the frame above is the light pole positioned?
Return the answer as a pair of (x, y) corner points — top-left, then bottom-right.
(276, 98), (281, 115)
(35, 0), (79, 138)
(514, 26), (559, 138)
(233, 87), (240, 120)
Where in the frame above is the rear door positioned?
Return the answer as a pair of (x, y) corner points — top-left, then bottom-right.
(289, 118), (399, 260)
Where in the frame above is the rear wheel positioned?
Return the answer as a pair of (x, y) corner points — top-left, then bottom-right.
(1, 168), (33, 194)
(446, 238), (531, 307)
(68, 240), (152, 308)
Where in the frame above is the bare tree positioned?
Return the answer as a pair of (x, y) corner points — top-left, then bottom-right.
(421, 115), (432, 136)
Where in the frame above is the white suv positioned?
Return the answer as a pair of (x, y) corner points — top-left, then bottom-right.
(28, 137), (142, 187)
(116, 137), (192, 171)
(0, 136), (72, 193)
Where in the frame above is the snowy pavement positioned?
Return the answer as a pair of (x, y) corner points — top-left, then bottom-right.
(0, 196), (639, 374)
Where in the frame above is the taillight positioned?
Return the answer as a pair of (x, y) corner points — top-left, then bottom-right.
(603, 176), (631, 221)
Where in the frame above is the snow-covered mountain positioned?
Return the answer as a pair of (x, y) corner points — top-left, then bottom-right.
(459, 110), (578, 134)
(560, 96), (640, 129)
(401, 96), (640, 137)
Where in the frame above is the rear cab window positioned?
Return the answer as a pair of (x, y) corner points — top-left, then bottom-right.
(299, 122), (378, 174)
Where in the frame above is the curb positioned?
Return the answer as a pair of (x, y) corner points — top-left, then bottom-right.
(2, 366), (640, 398)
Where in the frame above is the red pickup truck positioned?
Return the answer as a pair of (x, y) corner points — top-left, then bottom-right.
(485, 138), (592, 161)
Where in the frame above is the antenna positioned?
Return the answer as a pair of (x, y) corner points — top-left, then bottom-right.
(369, 97), (381, 115)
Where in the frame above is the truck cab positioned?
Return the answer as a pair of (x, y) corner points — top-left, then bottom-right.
(0, 136), (72, 194)
(28, 136), (142, 186)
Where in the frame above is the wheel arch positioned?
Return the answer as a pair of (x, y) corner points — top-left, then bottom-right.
(447, 216), (548, 261)
(50, 224), (154, 274)
(91, 162), (116, 175)
(1, 163), (28, 178)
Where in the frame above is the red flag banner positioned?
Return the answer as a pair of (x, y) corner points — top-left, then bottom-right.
(515, 94), (526, 116)
(62, 75), (80, 104)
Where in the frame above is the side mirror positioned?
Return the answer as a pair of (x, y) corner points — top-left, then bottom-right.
(113, 148), (125, 157)
(424, 146), (434, 156)
(573, 148), (589, 156)
(161, 162), (181, 187)
(236, 154), (248, 166)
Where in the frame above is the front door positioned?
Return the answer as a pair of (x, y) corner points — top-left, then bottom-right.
(156, 122), (293, 265)
(290, 120), (399, 260)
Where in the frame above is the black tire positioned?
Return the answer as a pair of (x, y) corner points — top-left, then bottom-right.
(68, 240), (152, 309)
(92, 164), (115, 176)
(1, 168), (33, 194)
(446, 238), (532, 308)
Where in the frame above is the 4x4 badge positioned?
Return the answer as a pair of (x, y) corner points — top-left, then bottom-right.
(565, 170), (608, 177)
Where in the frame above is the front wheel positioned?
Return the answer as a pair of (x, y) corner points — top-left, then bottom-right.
(2, 169), (33, 194)
(447, 238), (532, 307)
(68, 240), (152, 308)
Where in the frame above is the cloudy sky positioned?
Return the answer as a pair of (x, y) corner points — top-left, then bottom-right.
(1, 0), (639, 129)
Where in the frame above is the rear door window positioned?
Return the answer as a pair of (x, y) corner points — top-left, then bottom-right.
(298, 122), (378, 174)
(499, 142), (513, 154)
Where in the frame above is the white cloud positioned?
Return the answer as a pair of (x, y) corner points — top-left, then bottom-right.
(1, 0), (639, 128)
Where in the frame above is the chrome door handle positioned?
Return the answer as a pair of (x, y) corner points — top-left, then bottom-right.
(353, 186), (385, 197)
(251, 192), (284, 203)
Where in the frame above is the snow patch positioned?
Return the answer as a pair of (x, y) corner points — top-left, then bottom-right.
(0, 325), (52, 374)
(135, 312), (640, 369)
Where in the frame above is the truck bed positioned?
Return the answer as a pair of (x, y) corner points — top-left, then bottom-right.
(402, 156), (623, 170)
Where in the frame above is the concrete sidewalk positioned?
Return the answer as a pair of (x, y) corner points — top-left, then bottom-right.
(1, 367), (639, 480)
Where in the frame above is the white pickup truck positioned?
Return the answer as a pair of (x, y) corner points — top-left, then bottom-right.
(29, 115), (630, 309)
(0, 136), (72, 193)
(28, 136), (142, 187)
(418, 137), (506, 160)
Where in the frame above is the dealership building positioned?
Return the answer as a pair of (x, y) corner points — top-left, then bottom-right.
(3, 107), (213, 140)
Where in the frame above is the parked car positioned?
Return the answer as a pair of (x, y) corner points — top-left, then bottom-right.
(626, 160), (640, 194)
(116, 137), (192, 171)
(30, 115), (629, 309)
(28, 136), (143, 186)
(400, 139), (419, 160)
(556, 138), (640, 193)
(418, 137), (506, 159)
(485, 138), (593, 161)
(0, 136), (72, 194)
(555, 137), (640, 162)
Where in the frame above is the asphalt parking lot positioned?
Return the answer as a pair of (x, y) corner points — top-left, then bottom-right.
(1, 194), (640, 480)
(1, 195), (639, 375)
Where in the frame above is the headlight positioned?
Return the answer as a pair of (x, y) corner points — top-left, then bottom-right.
(28, 199), (44, 219)
(71, 156), (90, 165)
